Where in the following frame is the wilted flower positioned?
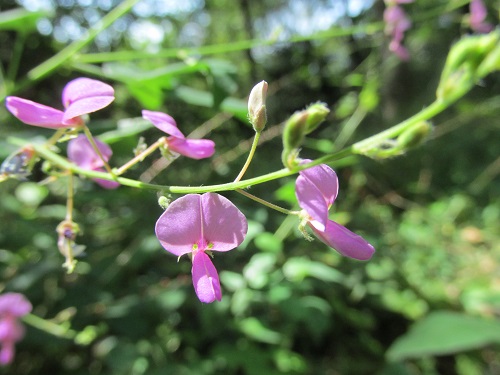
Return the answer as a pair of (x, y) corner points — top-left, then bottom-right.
(469, 0), (493, 33)
(296, 163), (375, 260)
(6, 77), (114, 128)
(67, 135), (119, 189)
(0, 293), (32, 366)
(155, 193), (248, 303)
(142, 110), (215, 159)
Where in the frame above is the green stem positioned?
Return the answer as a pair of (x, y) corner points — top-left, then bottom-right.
(234, 131), (261, 182)
(352, 99), (448, 153)
(73, 22), (383, 64)
(5, 0), (140, 97)
(82, 126), (116, 178)
(22, 313), (77, 340)
(114, 137), (165, 176)
(6, 32), (26, 88)
(236, 189), (299, 215)
(5, 91), (468, 194)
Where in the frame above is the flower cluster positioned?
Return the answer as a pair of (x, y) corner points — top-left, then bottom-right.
(0, 293), (32, 366)
(384, 0), (414, 60)
(4, 78), (376, 308)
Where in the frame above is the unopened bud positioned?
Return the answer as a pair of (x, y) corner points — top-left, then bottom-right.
(282, 111), (309, 152)
(303, 102), (330, 135)
(437, 31), (500, 100)
(158, 196), (171, 210)
(56, 220), (84, 273)
(397, 121), (432, 149)
(248, 80), (268, 132)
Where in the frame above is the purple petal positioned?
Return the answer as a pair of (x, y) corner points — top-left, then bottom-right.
(296, 174), (329, 231)
(67, 135), (112, 170)
(5, 97), (80, 128)
(296, 164), (338, 231)
(155, 194), (203, 257)
(0, 342), (15, 365)
(299, 164), (338, 206)
(310, 220), (375, 261)
(168, 138), (216, 159)
(0, 293), (32, 317)
(191, 251), (221, 303)
(200, 193), (248, 252)
(0, 318), (25, 342)
(61, 78), (114, 122)
(142, 110), (185, 138)
(92, 168), (120, 189)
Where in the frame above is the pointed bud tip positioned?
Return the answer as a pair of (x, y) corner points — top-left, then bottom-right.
(248, 80), (268, 132)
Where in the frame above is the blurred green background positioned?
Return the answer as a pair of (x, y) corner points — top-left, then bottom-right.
(0, 0), (499, 374)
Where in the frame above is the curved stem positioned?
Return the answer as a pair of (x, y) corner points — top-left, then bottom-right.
(22, 313), (77, 340)
(234, 131), (261, 182)
(236, 188), (299, 215)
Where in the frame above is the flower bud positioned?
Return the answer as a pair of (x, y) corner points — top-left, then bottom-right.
(303, 102), (330, 135)
(158, 196), (171, 210)
(437, 31), (500, 100)
(248, 80), (268, 132)
(56, 220), (84, 273)
(397, 121), (432, 149)
(282, 111), (309, 153)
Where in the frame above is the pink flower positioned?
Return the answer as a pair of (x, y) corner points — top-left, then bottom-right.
(67, 135), (119, 189)
(0, 293), (32, 366)
(155, 193), (248, 303)
(384, 3), (413, 60)
(142, 110), (215, 159)
(469, 0), (493, 33)
(296, 164), (375, 260)
(5, 77), (114, 128)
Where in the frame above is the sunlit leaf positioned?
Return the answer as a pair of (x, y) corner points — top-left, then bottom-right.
(387, 311), (500, 362)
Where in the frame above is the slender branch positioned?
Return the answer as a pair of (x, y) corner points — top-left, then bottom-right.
(236, 188), (299, 215)
(115, 137), (166, 176)
(6, 91), (472, 195)
(234, 131), (261, 182)
(22, 313), (78, 340)
(82, 126), (116, 178)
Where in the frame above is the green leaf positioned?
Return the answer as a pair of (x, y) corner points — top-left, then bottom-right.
(387, 311), (500, 362)
(238, 317), (281, 344)
(0, 8), (49, 32)
(283, 257), (344, 283)
(254, 232), (283, 253)
(98, 117), (152, 143)
(175, 86), (248, 121)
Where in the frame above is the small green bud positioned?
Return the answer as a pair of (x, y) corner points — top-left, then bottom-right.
(397, 121), (432, 149)
(303, 102), (330, 135)
(282, 111), (309, 152)
(248, 80), (268, 132)
(158, 196), (171, 210)
(477, 43), (500, 78)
